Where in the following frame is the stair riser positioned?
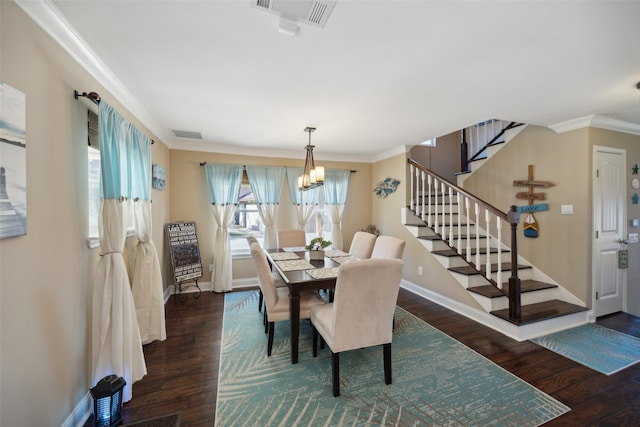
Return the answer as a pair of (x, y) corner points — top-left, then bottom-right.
(431, 254), (469, 269)
(471, 288), (559, 312)
(415, 205), (458, 215)
(405, 224), (437, 238)
(418, 239), (449, 252)
(448, 271), (492, 288)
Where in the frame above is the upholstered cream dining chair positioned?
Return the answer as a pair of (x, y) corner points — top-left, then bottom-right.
(247, 236), (286, 316)
(370, 235), (406, 259)
(276, 228), (306, 249)
(310, 258), (403, 396)
(250, 242), (326, 356)
(348, 231), (377, 259)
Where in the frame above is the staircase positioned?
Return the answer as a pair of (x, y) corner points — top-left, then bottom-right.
(404, 159), (589, 341)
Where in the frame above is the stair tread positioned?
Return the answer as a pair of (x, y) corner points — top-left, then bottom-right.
(448, 263), (531, 275)
(468, 280), (558, 299)
(431, 249), (458, 257)
(461, 247), (509, 255)
(417, 235), (441, 241)
(490, 300), (588, 326)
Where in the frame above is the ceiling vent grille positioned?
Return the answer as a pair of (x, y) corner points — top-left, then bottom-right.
(172, 130), (203, 139)
(250, 0), (336, 28)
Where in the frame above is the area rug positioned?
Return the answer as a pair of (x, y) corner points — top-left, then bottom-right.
(122, 412), (180, 427)
(531, 323), (640, 375)
(215, 291), (569, 426)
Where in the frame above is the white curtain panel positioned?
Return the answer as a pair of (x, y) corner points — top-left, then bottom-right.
(246, 165), (285, 249)
(92, 199), (146, 402)
(93, 100), (148, 402)
(211, 203), (237, 292)
(131, 200), (166, 344)
(286, 167), (319, 229)
(323, 169), (351, 250)
(204, 164), (242, 292)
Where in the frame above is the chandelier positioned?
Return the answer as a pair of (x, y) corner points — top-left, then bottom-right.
(298, 127), (324, 191)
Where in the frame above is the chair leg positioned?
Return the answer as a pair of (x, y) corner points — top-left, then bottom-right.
(332, 351), (340, 397)
(312, 325), (318, 357)
(383, 343), (392, 385)
(258, 290), (263, 313)
(267, 322), (275, 356)
(264, 311), (268, 333)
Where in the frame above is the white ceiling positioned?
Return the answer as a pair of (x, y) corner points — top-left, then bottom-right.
(22, 1), (640, 162)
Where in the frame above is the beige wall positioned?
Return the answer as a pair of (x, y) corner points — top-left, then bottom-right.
(410, 130), (461, 184)
(168, 150), (373, 285)
(0, 3), (170, 426)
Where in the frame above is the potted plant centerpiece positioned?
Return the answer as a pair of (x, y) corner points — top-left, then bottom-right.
(305, 237), (332, 260)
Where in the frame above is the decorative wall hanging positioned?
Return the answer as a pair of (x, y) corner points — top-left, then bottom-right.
(632, 193), (639, 205)
(632, 163), (638, 175)
(374, 177), (400, 198)
(513, 165), (554, 238)
(152, 164), (165, 190)
(0, 81), (27, 239)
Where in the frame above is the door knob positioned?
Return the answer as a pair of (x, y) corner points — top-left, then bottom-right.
(618, 238), (629, 244)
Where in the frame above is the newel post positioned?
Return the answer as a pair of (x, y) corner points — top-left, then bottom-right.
(508, 206), (521, 321)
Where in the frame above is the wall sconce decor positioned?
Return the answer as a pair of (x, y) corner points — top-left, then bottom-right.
(374, 177), (400, 198)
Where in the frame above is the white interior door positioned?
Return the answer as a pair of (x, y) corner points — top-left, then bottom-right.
(593, 146), (627, 317)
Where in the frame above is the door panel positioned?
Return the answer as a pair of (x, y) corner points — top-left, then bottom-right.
(593, 147), (626, 317)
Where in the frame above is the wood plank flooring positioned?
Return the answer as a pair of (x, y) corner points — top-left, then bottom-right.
(85, 288), (640, 426)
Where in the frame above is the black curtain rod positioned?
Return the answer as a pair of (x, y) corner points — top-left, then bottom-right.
(75, 89), (154, 144)
(74, 90), (101, 104)
(199, 162), (355, 173)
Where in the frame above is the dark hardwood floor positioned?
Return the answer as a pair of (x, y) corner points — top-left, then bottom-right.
(86, 288), (640, 426)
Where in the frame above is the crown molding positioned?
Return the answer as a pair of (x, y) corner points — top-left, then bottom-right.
(549, 114), (640, 136)
(15, 0), (174, 144)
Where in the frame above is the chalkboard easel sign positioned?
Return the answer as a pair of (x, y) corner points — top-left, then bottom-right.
(166, 222), (203, 300)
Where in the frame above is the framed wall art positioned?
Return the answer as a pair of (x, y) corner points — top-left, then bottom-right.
(0, 81), (27, 239)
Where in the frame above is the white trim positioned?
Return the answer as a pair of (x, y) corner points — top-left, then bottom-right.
(550, 114), (640, 136)
(14, 0), (173, 146)
(59, 391), (91, 427)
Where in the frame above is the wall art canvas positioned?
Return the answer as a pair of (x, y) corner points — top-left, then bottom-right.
(0, 81), (27, 238)
(152, 164), (165, 190)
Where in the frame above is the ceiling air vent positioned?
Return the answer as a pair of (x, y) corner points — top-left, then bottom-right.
(172, 130), (203, 139)
(250, 0), (337, 28)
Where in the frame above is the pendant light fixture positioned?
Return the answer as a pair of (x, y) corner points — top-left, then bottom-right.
(298, 127), (325, 191)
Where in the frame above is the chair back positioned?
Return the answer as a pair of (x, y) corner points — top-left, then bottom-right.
(246, 235), (259, 246)
(249, 242), (278, 310)
(348, 231), (377, 259)
(330, 258), (403, 352)
(371, 235), (406, 259)
(277, 228), (306, 249)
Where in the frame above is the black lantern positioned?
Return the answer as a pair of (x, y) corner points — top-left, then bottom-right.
(90, 375), (126, 427)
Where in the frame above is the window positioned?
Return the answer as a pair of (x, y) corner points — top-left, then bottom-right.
(229, 175), (265, 255)
(87, 110), (100, 247)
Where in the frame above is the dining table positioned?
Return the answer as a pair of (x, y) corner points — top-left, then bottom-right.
(265, 248), (358, 364)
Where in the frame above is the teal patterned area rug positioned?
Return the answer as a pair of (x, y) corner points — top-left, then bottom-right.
(531, 323), (640, 375)
(216, 291), (569, 426)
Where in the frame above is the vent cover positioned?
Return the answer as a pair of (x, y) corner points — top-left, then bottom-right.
(250, 0), (336, 28)
(172, 130), (203, 139)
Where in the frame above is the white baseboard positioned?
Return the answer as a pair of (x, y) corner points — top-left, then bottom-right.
(60, 391), (91, 427)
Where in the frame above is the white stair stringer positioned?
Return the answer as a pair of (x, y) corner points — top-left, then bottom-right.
(402, 207), (591, 340)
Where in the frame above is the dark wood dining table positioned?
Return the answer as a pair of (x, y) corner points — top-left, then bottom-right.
(265, 249), (341, 364)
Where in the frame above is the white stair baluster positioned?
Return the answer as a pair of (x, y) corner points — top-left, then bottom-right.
(410, 164), (415, 211)
(441, 182), (447, 240)
(475, 203), (481, 268)
(427, 174), (433, 227)
(420, 170), (426, 221)
(433, 178), (439, 234)
(465, 197), (471, 263)
(448, 186), (454, 245)
(485, 209), (491, 280)
(496, 216), (503, 289)
(456, 192), (462, 251)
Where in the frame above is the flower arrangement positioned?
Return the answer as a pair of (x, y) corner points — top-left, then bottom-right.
(305, 237), (332, 251)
